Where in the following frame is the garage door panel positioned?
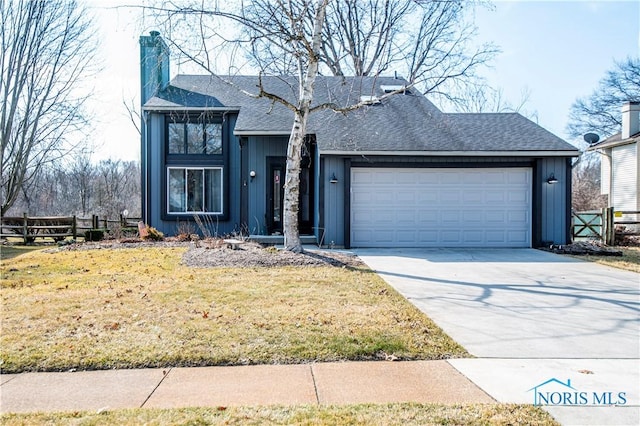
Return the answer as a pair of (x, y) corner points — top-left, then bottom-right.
(509, 170), (530, 184)
(485, 191), (506, 203)
(486, 230), (507, 243)
(485, 211), (506, 222)
(441, 173), (461, 184)
(462, 210), (483, 222)
(397, 230), (418, 243)
(462, 191), (483, 203)
(484, 172), (506, 184)
(508, 191), (528, 203)
(351, 167), (531, 247)
(463, 230), (484, 243)
(441, 230), (462, 243)
(418, 210), (438, 223)
(507, 210), (528, 224)
(418, 230), (439, 242)
(507, 230), (529, 244)
(419, 191), (438, 202)
(396, 191), (417, 204)
(440, 191), (461, 203)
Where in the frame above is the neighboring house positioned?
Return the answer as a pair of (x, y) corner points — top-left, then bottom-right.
(588, 102), (640, 225)
(140, 32), (579, 248)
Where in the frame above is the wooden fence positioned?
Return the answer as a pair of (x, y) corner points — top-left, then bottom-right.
(572, 207), (639, 245)
(0, 214), (140, 244)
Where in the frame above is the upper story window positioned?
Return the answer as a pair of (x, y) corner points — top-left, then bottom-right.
(167, 119), (222, 155)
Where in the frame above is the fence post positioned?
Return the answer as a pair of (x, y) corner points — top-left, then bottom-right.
(72, 215), (77, 239)
(606, 207), (615, 245)
(22, 212), (28, 244)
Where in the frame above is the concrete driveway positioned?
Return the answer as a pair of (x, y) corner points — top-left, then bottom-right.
(355, 248), (640, 425)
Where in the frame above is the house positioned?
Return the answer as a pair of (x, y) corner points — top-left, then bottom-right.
(139, 32), (579, 248)
(588, 102), (640, 226)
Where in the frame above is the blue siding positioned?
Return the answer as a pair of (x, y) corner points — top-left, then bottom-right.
(246, 136), (288, 234)
(145, 112), (243, 236)
(539, 157), (571, 245)
(314, 150), (322, 242)
(322, 156), (346, 247)
(321, 155), (573, 247)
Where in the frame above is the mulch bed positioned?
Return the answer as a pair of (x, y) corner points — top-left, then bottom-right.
(182, 241), (363, 268)
(540, 241), (623, 256)
(47, 238), (364, 268)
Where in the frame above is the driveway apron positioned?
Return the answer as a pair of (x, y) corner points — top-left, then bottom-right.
(355, 248), (640, 425)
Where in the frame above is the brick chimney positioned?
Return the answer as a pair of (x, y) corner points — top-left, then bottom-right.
(621, 101), (640, 139)
(139, 31), (169, 106)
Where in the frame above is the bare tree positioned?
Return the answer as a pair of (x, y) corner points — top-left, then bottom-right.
(567, 57), (640, 139)
(95, 159), (141, 219)
(67, 151), (96, 216)
(0, 0), (98, 216)
(572, 160), (607, 211)
(449, 83), (537, 119)
(146, 0), (495, 252)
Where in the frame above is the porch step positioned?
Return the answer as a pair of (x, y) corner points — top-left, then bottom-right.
(248, 234), (317, 245)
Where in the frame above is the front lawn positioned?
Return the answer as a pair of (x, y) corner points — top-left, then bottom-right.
(0, 246), (467, 373)
(0, 403), (559, 426)
(579, 246), (640, 273)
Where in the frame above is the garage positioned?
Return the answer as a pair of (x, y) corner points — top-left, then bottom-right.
(350, 167), (532, 247)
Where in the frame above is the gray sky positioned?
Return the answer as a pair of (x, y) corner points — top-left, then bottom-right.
(88, 0), (640, 161)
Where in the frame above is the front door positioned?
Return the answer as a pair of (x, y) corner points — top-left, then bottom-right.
(267, 157), (285, 234)
(266, 154), (314, 235)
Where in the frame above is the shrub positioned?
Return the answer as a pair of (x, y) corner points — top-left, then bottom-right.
(143, 226), (164, 241)
(85, 229), (104, 241)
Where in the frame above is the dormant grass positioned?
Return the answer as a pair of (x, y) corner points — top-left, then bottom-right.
(1, 247), (467, 373)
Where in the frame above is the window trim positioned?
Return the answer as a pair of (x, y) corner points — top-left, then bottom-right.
(166, 116), (223, 157)
(166, 166), (224, 216)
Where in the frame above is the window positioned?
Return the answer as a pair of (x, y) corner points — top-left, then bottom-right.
(168, 168), (223, 214)
(168, 121), (222, 155)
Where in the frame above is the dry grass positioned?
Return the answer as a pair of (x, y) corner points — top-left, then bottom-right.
(578, 246), (640, 273)
(0, 403), (559, 425)
(0, 247), (467, 373)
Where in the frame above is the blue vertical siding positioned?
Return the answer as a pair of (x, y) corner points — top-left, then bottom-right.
(320, 155), (572, 247)
(538, 157), (571, 245)
(322, 156), (346, 247)
(246, 135), (288, 234)
(145, 112), (243, 236)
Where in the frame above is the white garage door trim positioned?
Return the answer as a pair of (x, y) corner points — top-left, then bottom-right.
(350, 167), (532, 247)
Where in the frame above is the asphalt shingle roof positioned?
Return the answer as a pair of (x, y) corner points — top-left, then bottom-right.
(144, 75), (577, 154)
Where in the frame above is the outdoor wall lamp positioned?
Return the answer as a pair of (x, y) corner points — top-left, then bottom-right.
(250, 170), (256, 181)
(330, 173), (338, 184)
(546, 173), (558, 184)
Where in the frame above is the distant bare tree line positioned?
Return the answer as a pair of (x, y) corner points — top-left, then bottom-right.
(5, 157), (141, 220)
(1, 0), (98, 215)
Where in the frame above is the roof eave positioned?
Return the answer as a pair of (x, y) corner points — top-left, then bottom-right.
(319, 150), (580, 157)
(142, 106), (240, 112)
(234, 130), (292, 136)
(586, 136), (638, 151)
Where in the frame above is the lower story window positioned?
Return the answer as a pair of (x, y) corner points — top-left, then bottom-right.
(168, 167), (223, 214)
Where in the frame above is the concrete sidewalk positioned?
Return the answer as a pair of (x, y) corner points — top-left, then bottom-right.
(0, 360), (493, 414)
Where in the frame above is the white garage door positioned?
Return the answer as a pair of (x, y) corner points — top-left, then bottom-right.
(350, 168), (531, 247)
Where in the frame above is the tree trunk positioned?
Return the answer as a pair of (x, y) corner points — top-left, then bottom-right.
(283, 0), (328, 253)
(283, 113), (305, 252)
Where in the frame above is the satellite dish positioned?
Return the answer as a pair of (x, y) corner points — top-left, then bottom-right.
(583, 133), (600, 145)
